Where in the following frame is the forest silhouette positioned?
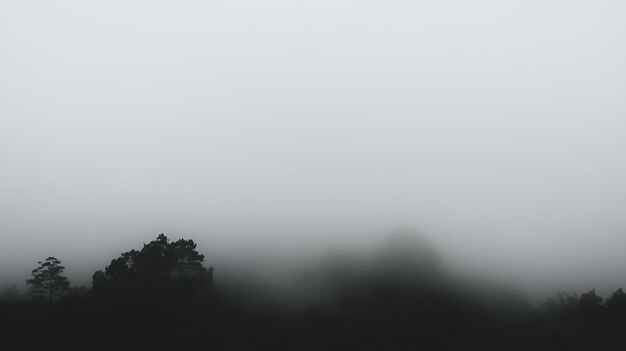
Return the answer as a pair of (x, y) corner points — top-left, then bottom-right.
(1, 232), (625, 350)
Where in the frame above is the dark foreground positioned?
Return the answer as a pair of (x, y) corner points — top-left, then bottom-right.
(2, 280), (626, 350)
(1, 233), (625, 350)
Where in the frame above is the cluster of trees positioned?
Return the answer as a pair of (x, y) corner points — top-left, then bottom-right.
(20, 233), (213, 301)
(547, 288), (626, 319)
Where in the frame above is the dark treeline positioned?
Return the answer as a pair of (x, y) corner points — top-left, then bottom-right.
(1, 231), (625, 350)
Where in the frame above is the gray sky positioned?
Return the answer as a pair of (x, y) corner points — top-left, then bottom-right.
(1, 0), (625, 297)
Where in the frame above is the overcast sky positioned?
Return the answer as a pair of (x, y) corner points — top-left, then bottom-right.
(1, 0), (625, 297)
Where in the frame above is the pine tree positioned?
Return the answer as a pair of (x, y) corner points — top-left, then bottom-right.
(26, 257), (70, 301)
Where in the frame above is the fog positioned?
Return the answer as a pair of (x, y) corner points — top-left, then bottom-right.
(1, 0), (625, 299)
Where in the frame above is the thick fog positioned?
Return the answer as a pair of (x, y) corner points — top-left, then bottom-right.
(1, 0), (625, 299)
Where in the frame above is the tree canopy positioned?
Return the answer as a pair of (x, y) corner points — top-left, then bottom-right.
(92, 234), (213, 299)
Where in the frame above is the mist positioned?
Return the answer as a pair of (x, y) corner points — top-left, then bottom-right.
(1, 0), (626, 303)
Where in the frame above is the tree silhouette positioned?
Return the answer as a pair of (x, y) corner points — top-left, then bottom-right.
(606, 288), (626, 319)
(92, 234), (213, 299)
(170, 237), (206, 276)
(26, 257), (70, 301)
(577, 289), (604, 318)
(548, 290), (578, 307)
